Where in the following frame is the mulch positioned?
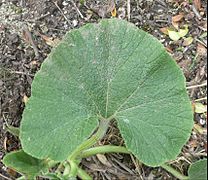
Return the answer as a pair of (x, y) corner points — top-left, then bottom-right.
(0, 0), (207, 179)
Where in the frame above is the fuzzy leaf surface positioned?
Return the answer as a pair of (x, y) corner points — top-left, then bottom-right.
(3, 150), (48, 178)
(189, 159), (207, 180)
(20, 19), (193, 166)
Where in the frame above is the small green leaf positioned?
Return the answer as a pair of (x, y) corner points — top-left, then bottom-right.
(178, 25), (189, 38)
(188, 159), (207, 180)
(3, 150), (48, 179)
(194, 103), (207, 114)
(168, 30), (181, 41)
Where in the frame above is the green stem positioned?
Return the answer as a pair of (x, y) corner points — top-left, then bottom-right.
(47, 160), (58, 168)
(68, 161), (78, 178)
(63, 162), (71, 177)
(69, 118), (110, 161)
(77, 167), (93, 180)
(81, 145), (131, 158)
(161, 164), (189, 180)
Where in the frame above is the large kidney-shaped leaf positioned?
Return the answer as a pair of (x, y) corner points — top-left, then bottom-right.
(3, 150), (48, 179)
(20, 19), (193, 166)
(188, 159), (207, 180)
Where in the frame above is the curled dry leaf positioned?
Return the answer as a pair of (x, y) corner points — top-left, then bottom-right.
(7, 168), (18, 177)
(111, 7), (117, 17)
(39, 33), (60, 47)
(172, 13), (184, 30)
(194, 0), (202, 10)
(172, 21), (179, 30)
(197, 44), (207, 57)
(183, 37), (194, 46)
(160, 27), (169, 35)
(172, 13), (184, 23)
(96, 154), (112, 168)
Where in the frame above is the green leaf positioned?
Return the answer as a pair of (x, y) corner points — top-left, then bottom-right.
(20, 19), (193, 166)
(168, 30), (181, 41)
(194, 103), (207, 114)
(178, 25), (189, 38)
(2, 150), (48, 179)
(188, 159), (207, 180)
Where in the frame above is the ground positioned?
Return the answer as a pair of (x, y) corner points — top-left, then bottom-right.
(0, 0), (207, 179)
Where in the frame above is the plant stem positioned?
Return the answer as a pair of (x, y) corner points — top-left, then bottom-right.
(161, 164), (189, 180)
(47, 160), (58, 168)
(63, 162), (71, 177)
(68, 161), (78, 178)
(77, 167), (93, 180)
(81, 145), (131, 158)
(69, 118), (110, 161)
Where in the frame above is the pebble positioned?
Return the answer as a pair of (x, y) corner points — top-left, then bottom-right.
(72, 19), (78, 27)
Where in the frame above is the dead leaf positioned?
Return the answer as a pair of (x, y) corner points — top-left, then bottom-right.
(172, 21), (179, 30)
(205, 142), (207, 153)
(194, 0), (201, 10)
(111, 7), (117, 17)
(96, 154), (112, 167)
(23, 95), (29, 104)
(172, 13), (184, 22)
(183, 37), (194, 46)
(166, 46), (173, 53)
(7, 168), (18, 177)
(22, 29), (31, 44)
(189, 138), (198, 148)
(107, 0), (116, 13)
(160, 27), (169, 35)
(39, 33), (60, 47)
(197, 43), (207, 56)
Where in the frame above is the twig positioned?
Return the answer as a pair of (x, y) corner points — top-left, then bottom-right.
(0, 173), (12, 180)
(127, 0), (131, 21)
(25, 12), (51, 23)
(54, 1), (72, 25)
(196, 38), (207, 47)
(186, 82), (207, 90)
(71, 0), (84, 19)
(192, 5), (202, 19)
(194, 97), (207, 102)
(22, 24), (40, 59)
(10, 70), (35, 77)
(130, 154), (144, 180)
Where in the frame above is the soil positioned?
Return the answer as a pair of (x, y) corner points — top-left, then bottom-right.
(0, 0), (207, 179)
